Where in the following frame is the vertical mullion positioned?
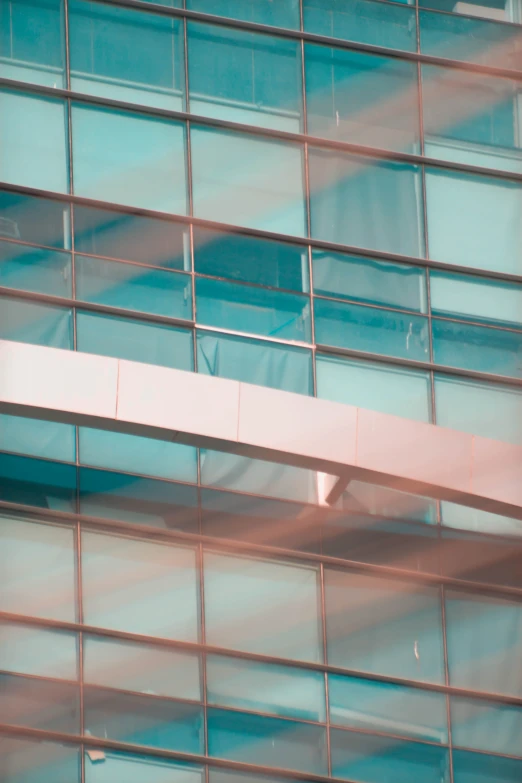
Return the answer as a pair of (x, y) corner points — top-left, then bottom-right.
(440, 585), (455, 783)
(198, 542), (209, 783)
(319, 562), (332, 777)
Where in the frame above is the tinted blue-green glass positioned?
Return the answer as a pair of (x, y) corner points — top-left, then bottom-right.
(76, 255), (192, 320)
(331, 728), (450, 783)
(188, 22), (302, 131)
(0, 295), (73, 349)
(451, 696), (522, 757)
(85, 752), (202, 783)
(0, 621), (77, 679)
(453, 748), (522, 783)
(0, 737), (80, 783)
(313, 250), (426, 312)
(306, 44), (419, 153)
(187, 0), (300, 28)
(69, 0), (185, 110)
(432, 318), (522, 379)
(0, 190), (70, 249)
(315, 298), (429, 360)
(329, 674), (448, 743)
(208, 707), (327, 774)
(72, 103), (187, 214)
(310, 148), (424, 257)
(0, 452), (77, 511)
(207, 655), (326, 721)
(419, 0), (513, 20)
(0, 413), (75, 462)
(197, 329), (313, 393)
(0, 672), (79, 733)
(193, 227), (308, 291)
(0, 241), (71, 297)
(0, 89), (68, 193)
(304, 0), (417, 52)
(440, 500), (522, 538)
(196, 277), (311, 342)
(76, 310), (193, 369)
(0, 0), (65, 87)
(191, 125), (306, 236)
(141, 0), (181, 5)
(430, 271), (522, 329)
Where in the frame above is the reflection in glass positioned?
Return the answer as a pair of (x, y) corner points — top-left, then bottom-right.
(430, 270), (522, 329)
(0, 413), (75, 462)
(0, 736), (80, 783)
(451, 695), (522, 757)
(186, 0), (300, 28)
(453, 748), (522, 783)
(0, 621), (77, 679)
(0, 672), (79, 733)
(0, 295), (73, 349)
(0, 241), (71, 298)
(84, 751), (203, 783)
(432, 318), (522, 379)
(0, 189), (70, 249)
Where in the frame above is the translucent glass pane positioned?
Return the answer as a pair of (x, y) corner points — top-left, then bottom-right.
(82, 530), (199, 640)
(0, 89), (68, 192)
(441, 500), (522, 538)
(453, 748), (522, 783)
(433, 318), (522, 378)
(445, 589), (522, 697)
(0, 414), (75, 462)
(0, 621), (77, 679)
(204, 550), (322, 662)
(186, 0), (300, 28)
(329, 673), (448, 743)
(316, 353), (432, 422)
(0, 295), (72, 348)
(310, 148), (424, 257)
(191, 126), (306, 236)
(70, 0), (184, 110)
(0, 0), (64, 87)
(315, 298), (429, 361)
(306, 44), (419, 153)
(196, 277), (311, 342)
(207, 654), (325, 721)
(76, 310), (193, 369)
(312, 249), (426, 312)
(84, 752), (203, 783)
(0, 736), (80, 783)
(304, 0), (417, 52)
(0, 515), (76, 621)
(0, 241), (71, 297)
(451, 695), (522, 757)
(210, 771), (299, 783)
(325, 569), (445, 683)
(419, 0), (517, 22)
(430, 271), (522, 329)
(72, 103), (187, 213)
(76, 255), (192, 320)
(330, 727), (450, 783)
(0, 190), (70, 249)
(197, 330), (313, 394)
(0, 672), (79, 733)
(207, 707), (327, 775)
(0, 452), (77, 512)
(188, 23), (301, 132)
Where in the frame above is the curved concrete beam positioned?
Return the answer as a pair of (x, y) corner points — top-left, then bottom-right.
(0, 339), (521, 519)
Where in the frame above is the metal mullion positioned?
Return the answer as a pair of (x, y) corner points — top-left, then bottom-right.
(319, 562), (332, 776)
(198, 541), (209, 763)
(440, 585), (455, 783)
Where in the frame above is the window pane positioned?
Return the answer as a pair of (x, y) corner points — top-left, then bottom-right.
(72, 103), (187, 214)
(432, 318), (522, 379)
(0, 190), (70, 249)
(197, 330), (313, 394)
(0, 295), (73, 348)
(204, 550), (322, 662)
(0, 414), (75, 462)
(186, 0), (300, 28)
(316, 353), (432, 422)
(0, 452), (77, 512)
(191, 126), (306, 236)
(0, 736), (80, 783)
(0, 241), (71, 297)
(309, 148), (424, 257)
(207, 654), (325, 721)
(430, 271), (522, 329)
(419, 0), (517, 22)
(69, 0), (184, 110)
(451, 695), (522, 757)
(84, 751), (203, 783)
(0, 672), (79, 733)
(207, 707), (327, 775)
(453, 748), (522, 783)
(82, 530), (199, 640)
(196, 278), (311, 342)
(0, 621), (77, 679)
(76, 310), (193, 369)
(0, 515), (76, 621)
(325, 569), (445, 683)
(306, 44), (419, 153)
(441, 501), (522, 538)
(0, 89), (68, 192)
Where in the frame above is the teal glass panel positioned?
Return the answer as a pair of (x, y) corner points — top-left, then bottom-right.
(207, 654), (326, 721)
(0, 736), (80, 783)
(445, 589), (522, 697)
(310, 148), (424, 258)
(441, 500), (522, 538)
(325, 569), (445, 683)
(210, 771), (305, 783)
(207, 707), (327, 774)
(315, 297), (429, 361)
(84, 751), (203, 783)
(76, 255), (192, 320)
(453, 748), (522, 783)
(84, 635), (201, 700)
(76, 310), (193, 369)
(0, 295), (73, 348)
(331, 727), (450, 783)
(0, 89), (68, 193)
(72, 103), (187, 214)
(188, 22), (301, 132)
(197, 330), (313, 393)
(419, 0), (516, 22)
(304, 0), (417, 52)
(329, 673), (448, 743)
(306, 44), (419, 153)
(316, 353), (432, 422)
(193, 227), (308, 291)
(312, 250), (426, 312)
(434, 374), (522, 444)
(430, 271), (522, 329)
(187, 0), (300, 28)
(0, 241), (71, 297)
(0, 0), (65, 87)
(0, 621), (77, 679)
(0, 514), (76, 621)
(73, 205), (189, 270)
(0, 671), (79, 733)
(426, 168), (522, 275)
(191, 125), (306, 236)
(451, 695), (522, 757)
(0, 190), (70, 249)
(204, 550), (322, 662)
(81, 530), (199, 640)
(433, 318), (522, 378)
(69, 0), (184, 110)
(196, 277), (311, 342)
(141, 0), (181, 5)
(78, 428), (197, 483)
(0, 413), (75, 462)
(0, 452), (77, 512)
